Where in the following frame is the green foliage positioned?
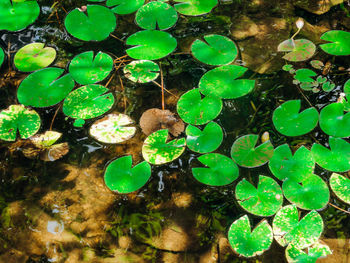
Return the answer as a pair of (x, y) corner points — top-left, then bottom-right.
(329, 173), (350, 205)
(278, 39), (316, 62)
(285, 241), (332, 263)
(174, 0), (218, 16)
(106, 0), (145, 15)
(320, 30), (350, 56)
(294, 69), (317, 83)
(123, 60), (160, 83)
(0, 47), (4, 67)
(319, 103), (350, 138)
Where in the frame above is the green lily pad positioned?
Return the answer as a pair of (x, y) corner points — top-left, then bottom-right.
(329, 173), (350, 205)
(106, 0), (145, 15)
(235, 175), (283, 217)
(285, 241), (332, 263)
(64, 5), (116, 41)
(30, 131), (62, 148)
(191, 34), (238, 66)
(310, 60), (324, 70)
(319, 103), (350, 138)
(272, 100), (319, 137)
(320, 30), (350, 56)
(0, 47), (4, 67)
(123, 60), (160, 83)
(311, 137), (350, 172)
(142, 129), (186, 165)
(0, 0), (40, 32)
(135, 1), (178, 30)
(90, 113), (136, 144)
(228, 215), (273, 258)
(104, 156), (151, 194)
(230, 134), (274, 168)
(68, 51), (113, 85)
(192, 153), (239, 186)
(14, 43), (56, 72)
(294, 69), (317, 83)
(126, 30), (177, 60)
(0, 105), (40, 142)
(177, 89), (222, 125)
(174, 0), (218, 16)
(63, 84), (115, 121)
(283, 64), (294, 72)
(198, 65), (255, 99)
(185, 122), (223, 153)
(269, 145), (315, 182)
(17, 68), (75, 108)
(278, 39), (316, 62)
(282, 174), (329, 210)
(272, 205), (323, 249)
(321, 81), (335, 92)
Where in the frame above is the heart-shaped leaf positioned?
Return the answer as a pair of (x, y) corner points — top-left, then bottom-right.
(0, 47), (4, 67)
(135, 1), (178, 30)
(269, 145), (315, 182)
(191, 34), (238, 66)
(198, 65), (255, 99)
(235, 175), (283, 217)
(177, 89), (222, 125)
(63, 84), (115, 121)
(174, 0), (218, 16)
(319, 102), (350, 138)
(282, 173), (329, 210)
(186, 122), (223, 153)
(64, 5), (116, 41)
(330, 173), (350, 204)
(230, 134), (274, 168)
(106, 0), (145, 15)
(0, 0), (40, 32)
(278, 39), (316, 62)
(285, 241), (332, 263)
(17, 67), (75, 108)
(126, 30), (177, 60)
(320, 30), (350, 56)
(272, 100), (319, 136)
(272, 205), (323, 249)
(228, 215), (273, 258)
(142, 129), (186, 165)
(294, 69), (317, 83)
(68, 51), (113, 85)
(104, 156), (151, 193)
(192, 153), (239, 186)
(123, 60), (160, 83)
(311, 137), (350, 172)
(90, 113), (136, 144)
(0, 105), (40, 142)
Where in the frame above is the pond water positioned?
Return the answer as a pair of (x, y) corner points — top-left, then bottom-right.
(0, 0), (350, 262)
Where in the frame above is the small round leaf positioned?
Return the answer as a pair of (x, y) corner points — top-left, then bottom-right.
(278, 39), (316, 62)
(174, 0), (218, 16)
(123, 60), (160, 83)
(106, 0), (145, 15)
(319, 102), (350, 138)
(330, 173), (350, 205)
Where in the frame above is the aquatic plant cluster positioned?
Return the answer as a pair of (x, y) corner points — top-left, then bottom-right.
(0, 0), (350, 262)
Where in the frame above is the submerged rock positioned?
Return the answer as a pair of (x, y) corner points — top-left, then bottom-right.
(294, 0), (344, 15)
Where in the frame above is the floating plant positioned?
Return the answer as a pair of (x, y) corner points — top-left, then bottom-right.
(319, 102), (350, 138)
(320, 30), (350, 56)
(310, 60), (324, 70)
(123, 60), (160, 83)
(174, 0), (218, 16)
(0, 47), (4, 67)
(278, 39), (316, 62)
(294, 69), (317, 83)
(285, 241), (332, 263)
(106, 0), (145, 15)
(329, 173), (350, 205)
(68, 51), (113, 85)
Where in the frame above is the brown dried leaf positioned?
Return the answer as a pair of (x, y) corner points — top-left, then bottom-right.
(40, 142), (69, 162)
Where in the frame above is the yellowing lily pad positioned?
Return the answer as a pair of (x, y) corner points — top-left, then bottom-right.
(278, 39), (316, 62)
(329, 173), (350, 205)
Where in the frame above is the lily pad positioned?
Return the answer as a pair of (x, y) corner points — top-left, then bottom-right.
(192, 153), (239, 186)
(191, 34), (238, 66)
(272, 100), (319, 136)
(142, 129), (186, 165)
(278, 39), (316, 62)
(17, 68), (75, 108)
(269, 145), (315, 182)
(63, 84), (115, 121)
(228, 215), (273, 258)
(106, 0), (145, 15)
(126, 30), (177, 60)
(319, 103), (350, 138)
(235, 175), (283, 217)
(64, 5), (116, 41)
(68, 51), (113, 85)
(0, 47), (4, 67)
(135, 1), (178, 30)
(285, 241), (332, 263)
(0, 105), (40, 142)
(90, 113), (136, 144)
(14, 43), (56, 72)
(177, 89), (222, 125)
(123, 60), (160, 83)
(310, 60), (324, 70)
(30, 131), (62, 148)
(294, 69), (317, 83)
(320, 30), (350, 56)
(198, 65), (255, 99)
(104, 156), (151, 193)
(230, 134), (274, 168)
(282, 173), (329, 210)
(186, 122), (223, 153)
(329, 173), (350, 205)
(0, 0), (40, 32)
(174, 0), (218, 16)
(272, 205), (323, 249)
(311, 137), (350, 172)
